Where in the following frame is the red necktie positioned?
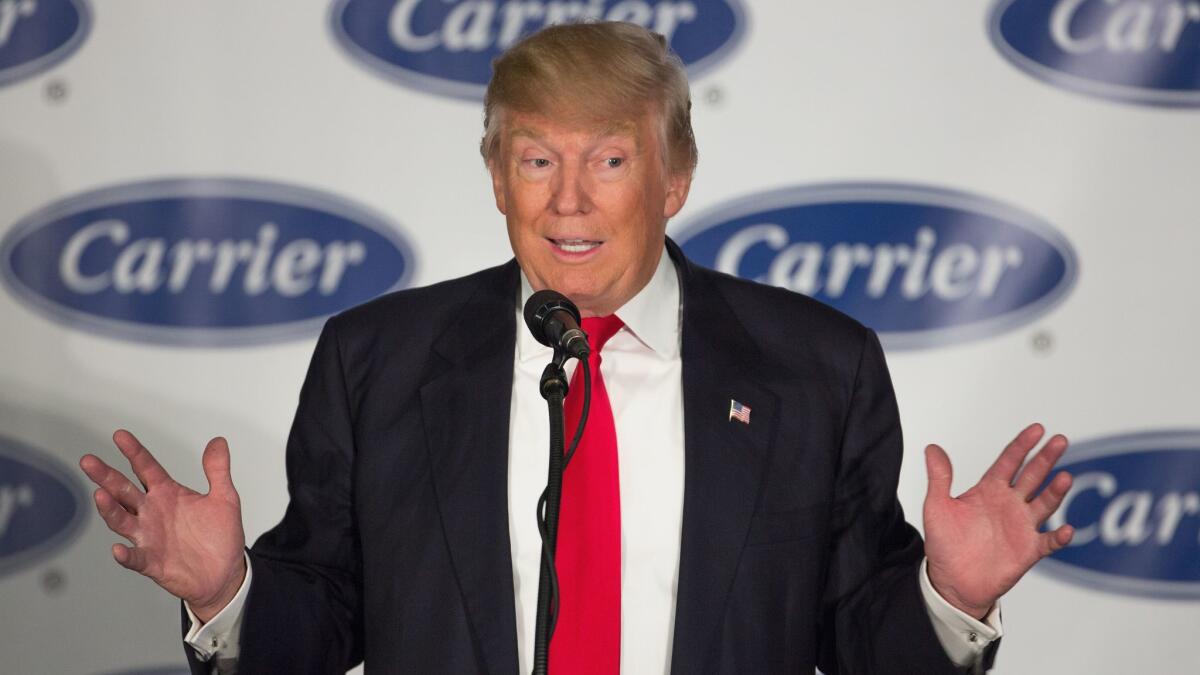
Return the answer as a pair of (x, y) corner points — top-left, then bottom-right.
(551, 315), (625, 674)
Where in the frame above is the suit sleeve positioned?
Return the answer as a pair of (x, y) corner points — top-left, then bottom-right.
(815, 328), (980, 675)
(196, 318), (364, 675)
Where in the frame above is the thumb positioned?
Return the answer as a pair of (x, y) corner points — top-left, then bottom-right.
(113, 543), (149, 574)
(202, 437), (237, 498)
(924, 444), (954, 502)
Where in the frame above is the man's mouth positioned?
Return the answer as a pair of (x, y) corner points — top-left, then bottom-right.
(550, 238), (603, 254)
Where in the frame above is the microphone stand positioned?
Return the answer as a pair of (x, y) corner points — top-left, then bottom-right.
(532, 348), (591, 675)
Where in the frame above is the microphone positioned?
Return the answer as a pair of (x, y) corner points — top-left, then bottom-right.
(523, 290), (590, 360)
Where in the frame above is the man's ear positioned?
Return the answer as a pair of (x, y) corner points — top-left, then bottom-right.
(662, 170), (692, 219)
(488, 160), (508, 215)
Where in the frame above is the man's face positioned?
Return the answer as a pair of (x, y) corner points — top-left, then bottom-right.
(489, 108), (691, 317)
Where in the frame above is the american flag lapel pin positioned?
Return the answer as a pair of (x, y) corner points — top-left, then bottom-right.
(729, 399), (751, 424)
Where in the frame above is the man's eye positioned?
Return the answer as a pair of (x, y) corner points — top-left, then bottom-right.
(529, 158), (551, 168)
(605, 157), (624, 168)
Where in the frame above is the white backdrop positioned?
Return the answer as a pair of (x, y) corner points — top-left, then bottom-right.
(1, 1), (1198, 673)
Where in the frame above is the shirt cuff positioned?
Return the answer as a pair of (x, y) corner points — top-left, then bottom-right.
(183, 551), (253, 662)
(918, 557), (1003, 668)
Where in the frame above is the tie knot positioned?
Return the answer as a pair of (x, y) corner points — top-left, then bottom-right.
(581, 315), (624, 355)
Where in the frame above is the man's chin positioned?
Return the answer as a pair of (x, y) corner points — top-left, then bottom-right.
(548, 284), (609, 317)
(525, 264), (628, 315)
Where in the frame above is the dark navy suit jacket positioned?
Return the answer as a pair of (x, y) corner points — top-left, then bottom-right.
(185, 239), (993, 674)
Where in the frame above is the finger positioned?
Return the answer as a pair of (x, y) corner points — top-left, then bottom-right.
(80, 454), (145, 513)
(202, 437), (237, 498)
(112, 543), (150, 574)
(983, 423), (1045, 484)
(93, 488), (138, 540)
(1031, 471), (1073, 525)
(1038, 524), (1074, 557)
(113, 429), (172, 490)
(1014, 434), (1069, 498)
(924, 444), (954, 501)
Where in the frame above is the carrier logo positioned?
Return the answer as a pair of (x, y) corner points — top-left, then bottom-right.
(330, 0), (746, 100)
(1040, 430), (1200, 600)
(0, 436), (86, 577)
(0, 0), (91, 87)
(0, 178), (415, 346)
(990, 0), (1200, 107)
(674, 183), (1077, 349)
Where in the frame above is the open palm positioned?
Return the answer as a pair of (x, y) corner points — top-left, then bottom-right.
(80, 430), (246, 621)
(923, 423), (1075, 619)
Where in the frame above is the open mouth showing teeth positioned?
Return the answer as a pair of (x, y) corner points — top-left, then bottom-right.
(551, 239), (602, 253)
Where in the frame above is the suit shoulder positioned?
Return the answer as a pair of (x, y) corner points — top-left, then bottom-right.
(689, 265), (883, 408)
(698, 265), (871, 345)
(326, 260), (517, 343)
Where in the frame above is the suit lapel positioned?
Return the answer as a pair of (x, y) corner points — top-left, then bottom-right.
(668, 242), (781, 675)
(419, 260), (521, 675)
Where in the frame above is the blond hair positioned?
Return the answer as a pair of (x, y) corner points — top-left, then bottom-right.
(480, 21), (698, 176)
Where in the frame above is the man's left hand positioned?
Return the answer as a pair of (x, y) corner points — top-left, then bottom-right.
(923, 423), (1075, 619)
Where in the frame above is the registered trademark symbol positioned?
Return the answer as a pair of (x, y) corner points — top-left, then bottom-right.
(704, 85), (724, 106)
(1032, 330), (1054, 355)
(41, 567), (66, 594)
(44, 79), (68, 104)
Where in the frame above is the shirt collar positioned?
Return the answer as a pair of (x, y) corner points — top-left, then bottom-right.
(516, 245), (681, 362)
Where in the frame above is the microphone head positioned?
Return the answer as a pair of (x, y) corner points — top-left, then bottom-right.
(523, 289), (582, 348)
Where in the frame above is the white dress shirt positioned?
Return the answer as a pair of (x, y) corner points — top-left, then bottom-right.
(186, 247), (1001, 672)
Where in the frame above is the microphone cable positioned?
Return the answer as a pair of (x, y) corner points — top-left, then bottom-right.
(533, 356), (591, 672)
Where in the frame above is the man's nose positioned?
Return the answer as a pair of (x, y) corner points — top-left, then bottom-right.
(551, 163), (593, 215)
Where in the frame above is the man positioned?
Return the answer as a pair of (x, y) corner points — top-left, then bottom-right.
(79, 22), (1075, 674)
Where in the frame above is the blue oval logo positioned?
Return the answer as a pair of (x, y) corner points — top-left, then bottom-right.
(0, 0), (91, 88)
(989, 0), (1200, 107)
(673, 183), (1077, 349)
(0, 435), (86, 577)
(331, 0), (746, 100)
(0, 178), (415, 346)
(1039, 430), (1200, 600)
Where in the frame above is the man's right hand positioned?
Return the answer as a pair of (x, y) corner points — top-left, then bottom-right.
(80, 429), (247, 623)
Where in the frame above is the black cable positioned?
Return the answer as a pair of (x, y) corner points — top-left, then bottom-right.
(536, 490), (559, 634)
(532, 357), (591, 674)
(563, 359), (591, 469)
(549, 358), (590, 634)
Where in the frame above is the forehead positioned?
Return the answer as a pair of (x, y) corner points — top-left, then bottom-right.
(503, 110), (652, 149)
